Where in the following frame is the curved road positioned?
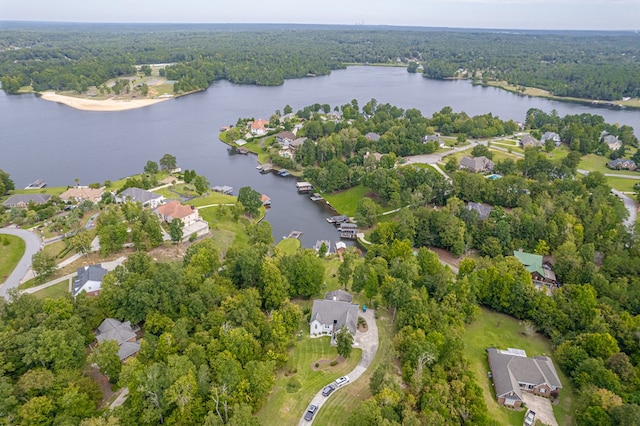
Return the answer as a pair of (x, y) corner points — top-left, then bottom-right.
(0, 227), (42, 300)
(299, 308), (379, 425)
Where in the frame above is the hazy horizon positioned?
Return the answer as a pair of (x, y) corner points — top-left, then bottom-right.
(1, 0), (638, 31)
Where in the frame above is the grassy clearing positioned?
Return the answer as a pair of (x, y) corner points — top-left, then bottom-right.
(323, 185), (370, 217)
(32, 281), (70, 299)
(0, 235), (26, 284)
(256, 335), (362, 426)
(605, 176), (639, 193)
(463, 308), (574, 426)
(275, 238), (301, 256)
(579, 154), (640, 176)
(152, 185), (237, 206)
(314, 310), (395, 425)
(198, 207), (257, 250)
(12, 186), (67, 196)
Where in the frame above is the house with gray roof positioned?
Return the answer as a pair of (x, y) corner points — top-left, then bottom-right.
(520, 135), (542, 148)
(602, 134), (622, 151)
(2, 194), (51, 208)
(540, 131), (561, 147)
(460, 156), (495, 173)
(95, 318), (140, 361)
(487, 347), (562, 408)
(466, 202), (493, 220)
(73, 264), (108, 297)
(310, 298), (359, 340)
(607, 158), (636, 171)
(365, 132), (381, 142)
(116, 187), (165, 208)
(325, 289), (354, 303)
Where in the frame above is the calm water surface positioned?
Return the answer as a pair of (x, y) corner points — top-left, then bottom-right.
(1, 66), (639, 246)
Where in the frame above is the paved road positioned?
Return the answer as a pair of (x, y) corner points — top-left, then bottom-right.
(404, 141), (477, 166)
(611, 189), (637, 229)
(0, 227), (42, 300)
(299, 309), (379, 425)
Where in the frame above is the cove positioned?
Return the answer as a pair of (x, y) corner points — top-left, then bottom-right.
(1, 66), (638, 247)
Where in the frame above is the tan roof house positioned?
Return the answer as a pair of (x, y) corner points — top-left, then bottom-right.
(60, 187), (104, 203)
(460, 156), (495, 173)
(155, 200), (199, 226)
(250, 119), (269, 136)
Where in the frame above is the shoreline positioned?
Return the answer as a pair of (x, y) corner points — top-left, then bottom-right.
(38, 92), (171, 112)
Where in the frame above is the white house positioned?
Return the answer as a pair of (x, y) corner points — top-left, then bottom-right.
(154, 200), (209, 241)
(310, 296), (359, 340)
(73, 264), (108, 298)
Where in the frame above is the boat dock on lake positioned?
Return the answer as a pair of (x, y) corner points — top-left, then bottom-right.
(212, 185), (234, 195)
(278, 169), (291, 177)
(327, 215), (349, 224)
(25, 179), (47, 189)
(296, 182), (313, 193)
(258, 164), (273, 174)
(287, 230), (303, 239)
(310, 193), (324, 201)
(338, 223), (357, 239)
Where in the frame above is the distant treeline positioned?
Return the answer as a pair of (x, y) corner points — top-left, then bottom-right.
(1, 24), (639, 100)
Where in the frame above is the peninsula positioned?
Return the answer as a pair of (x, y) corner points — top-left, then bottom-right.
(39, 92), (171, 112)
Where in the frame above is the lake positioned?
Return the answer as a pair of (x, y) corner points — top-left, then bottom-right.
(1, 66), (639, 247)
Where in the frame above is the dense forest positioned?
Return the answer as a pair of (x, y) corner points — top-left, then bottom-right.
(1, 22), (639, 100)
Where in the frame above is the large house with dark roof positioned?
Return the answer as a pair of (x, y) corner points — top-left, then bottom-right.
(116, 187), (165, 208)
(95, 318), (141, 361)
(2, 194), (51, 208)
(73, 264), (108, 298)
(460, 156), (495, 173)
(310, 293), (359, 340)
(487, 348), (562, 408)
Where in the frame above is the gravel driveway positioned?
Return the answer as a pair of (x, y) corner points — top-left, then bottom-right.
(522, 393), (558, 426)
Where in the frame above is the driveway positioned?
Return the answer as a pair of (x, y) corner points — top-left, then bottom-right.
(522, 393), (558, 426)
(0, 226), (42, 300)
(298, 308), (379, 425)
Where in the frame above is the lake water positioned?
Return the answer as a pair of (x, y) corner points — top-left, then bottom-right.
(1, 66), (639, 247)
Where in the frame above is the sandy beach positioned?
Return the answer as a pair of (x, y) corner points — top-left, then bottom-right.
(39, 92), (171, 112)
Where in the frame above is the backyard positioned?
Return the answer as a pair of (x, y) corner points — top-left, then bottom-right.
(0, 234), (25, 284)
(463, 308), (574, 426)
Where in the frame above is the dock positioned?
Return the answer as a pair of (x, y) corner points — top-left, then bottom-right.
(338, 223), (357, 239)
(310, 193), (324, 201)
(296, 181), (313, 193)
(278, 169), (291, 177)
(287, 230), (303, 239)
(212, 185), (234, 195)
(314, 240), (332, 254)
(236, 148), (249, 155)
(327, 215), (349, 224)
(258, 163), (273, 174)
(261, 194), (271, 207)
(25, 179), (47, 189)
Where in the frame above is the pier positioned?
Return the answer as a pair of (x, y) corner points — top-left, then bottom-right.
(212, 185), (234, 195)
(287, 230), (303, 239)
(296, 181), (313, 193)
(25, 179), (47, 189)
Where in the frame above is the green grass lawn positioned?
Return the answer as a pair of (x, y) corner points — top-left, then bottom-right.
(323, 185), (370, 217)
(255, 334), (362, 426)
(152, 184), (237, 206)
(579, 154), (640, 176)
(463, 308), (575, 426)
(32, 281), (70, 299)
(198, 207), (259, 251)
(12, 186), (67, 196)
(275, 238), (301, 256)
(605, 176), (639, 193)
(314, 310), (395, 426)
(0, 235), (26, 284)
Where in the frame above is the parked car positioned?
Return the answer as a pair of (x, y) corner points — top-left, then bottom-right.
(304, 404), (318, 421)
(524, 410), (536, 426)
(322, 384), (336, 397)
(335, 376), (350, 387)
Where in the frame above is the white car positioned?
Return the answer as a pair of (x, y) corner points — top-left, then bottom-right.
(335, 376), (350, 387)
(524, 410), (536, 426)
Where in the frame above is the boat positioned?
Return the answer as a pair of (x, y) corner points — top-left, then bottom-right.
(237, 148), (248, 155)
(327, 215), (349, 224)
(310, 193), (324, 201)
(259, 164), (273, 174)
(278, 169), (291, 177)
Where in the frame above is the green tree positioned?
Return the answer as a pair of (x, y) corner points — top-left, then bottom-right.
(31, 251), (56, 282)
(238, 186), (262, 217)
(160, 154), (177, 172)
(89, 340), (122, 383)
(193, 174), (210, 195)
(71, 230), (93, 254)
(169, 219), (184, 243)
(144, 160), (159, 174)
(355, 197), (380, 228)
(336, 326), (353, 358)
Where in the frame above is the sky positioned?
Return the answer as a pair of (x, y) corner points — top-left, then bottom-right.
(1, 0), (638, 30)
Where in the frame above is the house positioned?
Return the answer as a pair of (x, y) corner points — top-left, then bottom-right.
(513, 250), (558, 291)
(95, 318), (141, 361)
(520, 135), (542, 148)
(116, 187), (165, 208)
(60, 187), (104, 203)
(2, 194), (51, 208)
(602, 134), (622, 151)
(325, 289), (353, 303)
(276, 131), (296, 147)
(365, 132), (381, 142)
(154, 200), (199, 226)
(540, 132), (561, 147)
(422, 134), (445, 148)
(250, 119), (269, 136)
(459, 156), (495, 173)
(73, 264), (108, 297)
(466, 202), (492, 220)
(289, 137), (307, 151)
(487, 347), (562, 408)
(310, 297), (359, 339)
(607, 158), (637, 171)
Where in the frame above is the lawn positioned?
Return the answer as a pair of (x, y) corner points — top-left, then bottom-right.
(152, 184), (237, 206)
(275, 238), (301, 256)
(323, 185), (370, 217)
(463, 308), (575, 426)
(605, 176), (639, 193)
(0, 235), (26, 284)
(198, 206), (258, 251)
(579, 154), (640, 176)
(314, 310), (395, 426)
(255, 334), (362, 426)
(32, 281), (70, 299)
(12, 186), (67, 196)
